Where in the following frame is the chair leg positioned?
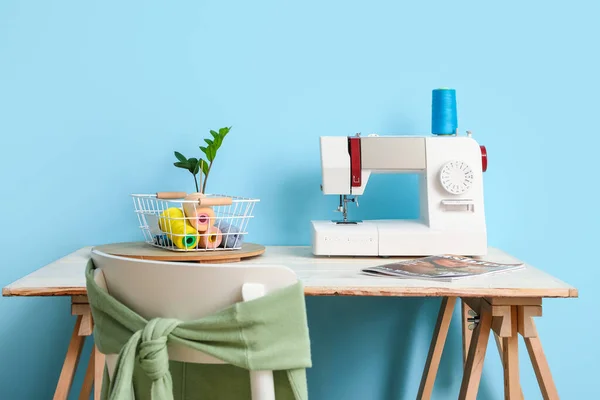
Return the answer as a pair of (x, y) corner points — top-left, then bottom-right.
(458, 302), (493, 400)
(417, 297), (457, 400)
(94, 345), (105, 400)
(243, 283), (276, 400)
(53, 316), (86, 400)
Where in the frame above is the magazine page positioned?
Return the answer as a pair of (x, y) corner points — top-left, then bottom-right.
(361, 255), (524, 281)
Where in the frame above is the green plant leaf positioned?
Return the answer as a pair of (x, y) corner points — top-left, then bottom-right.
(187, 158), (198, 174)
(219, 126), (230, 137)
(199, 158), (209, 175)
(199, 146), (208, 156)
(206, 146), (215, 162)
(174, 161), (189, 169)
(204, 138), (214, 146)
(192, 160), (200, 175)
(213, 136), (223, 149)
(174, 151), (187, 162)
(210, 130), (219, 139)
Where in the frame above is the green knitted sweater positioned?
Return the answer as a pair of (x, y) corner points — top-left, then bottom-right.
(85, 260), (311, 400)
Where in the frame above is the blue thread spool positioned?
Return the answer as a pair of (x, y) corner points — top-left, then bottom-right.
(431, 88), (458, 135)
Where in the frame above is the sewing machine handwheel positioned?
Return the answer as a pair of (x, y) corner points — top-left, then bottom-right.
(440, 160), (474, 195)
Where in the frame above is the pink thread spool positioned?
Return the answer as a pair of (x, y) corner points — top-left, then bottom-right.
(183, 193), (216, 232)
(198, 226), (223, 249)
(189, 207), (215, 232)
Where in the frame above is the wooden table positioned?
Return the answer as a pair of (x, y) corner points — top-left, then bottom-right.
(2, 244), (578, 400)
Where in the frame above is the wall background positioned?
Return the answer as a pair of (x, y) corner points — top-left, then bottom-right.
(1, 0), (597, 398)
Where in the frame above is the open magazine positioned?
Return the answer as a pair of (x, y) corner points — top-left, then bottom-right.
(361, 255), (523, 281)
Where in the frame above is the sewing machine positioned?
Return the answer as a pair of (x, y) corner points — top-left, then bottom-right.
(311, 132), (488, 257)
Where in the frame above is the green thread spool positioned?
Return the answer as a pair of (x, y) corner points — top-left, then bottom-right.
(158, 207), (199, 249)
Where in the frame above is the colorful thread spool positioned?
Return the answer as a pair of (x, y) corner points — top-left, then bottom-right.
(431, 88), (458, 135)
(198, 226), (223, 249)
(192, 208), (215, 231)
(183, 193), (216, 232)
(158, 207), (199, 249)
(217, 221), (244, 248)
(153, 234), (172, 247)
(186, 207), (215, 232)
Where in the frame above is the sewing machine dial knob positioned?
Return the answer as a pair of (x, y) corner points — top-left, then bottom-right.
(440, 161), (474, 195)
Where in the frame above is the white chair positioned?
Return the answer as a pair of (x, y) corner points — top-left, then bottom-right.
(90, 249), (299, 400)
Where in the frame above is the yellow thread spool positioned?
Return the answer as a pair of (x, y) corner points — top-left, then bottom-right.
(158, 207), (199, 249)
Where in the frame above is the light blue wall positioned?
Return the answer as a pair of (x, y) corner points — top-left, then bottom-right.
(1, 0), (597, 398)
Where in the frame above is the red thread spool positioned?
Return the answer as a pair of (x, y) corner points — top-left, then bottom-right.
(480, 145), (488, 172)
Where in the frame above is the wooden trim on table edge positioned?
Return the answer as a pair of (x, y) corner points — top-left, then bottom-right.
(3, 287), (89, 297)
(3, 286), (579, 298)
(306, 287), (578, 297)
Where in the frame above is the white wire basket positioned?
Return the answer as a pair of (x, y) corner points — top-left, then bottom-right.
(131, 193), (259, 252)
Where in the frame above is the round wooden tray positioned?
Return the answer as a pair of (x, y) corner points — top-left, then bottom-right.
(92, 241), (265, 263)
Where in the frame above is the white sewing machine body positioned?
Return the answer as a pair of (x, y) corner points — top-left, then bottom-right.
(311, 134), (488, 257)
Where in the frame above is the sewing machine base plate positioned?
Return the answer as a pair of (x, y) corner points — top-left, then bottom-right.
(311, 220), (487, 257)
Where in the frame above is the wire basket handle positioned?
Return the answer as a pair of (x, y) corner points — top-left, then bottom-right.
(196, 197), (233, 206)
(156, 192), (233, 206)
(156, 192), (187, 199)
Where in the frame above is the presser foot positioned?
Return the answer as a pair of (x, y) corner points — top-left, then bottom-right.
(334, 195), (360, 224)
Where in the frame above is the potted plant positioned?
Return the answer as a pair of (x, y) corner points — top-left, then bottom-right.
(172, 126), (231, 193)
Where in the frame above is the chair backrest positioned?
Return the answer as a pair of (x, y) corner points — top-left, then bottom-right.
(90, 249), (299, 400)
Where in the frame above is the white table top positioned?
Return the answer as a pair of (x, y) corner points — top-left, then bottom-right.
(2, 245), (578, 298)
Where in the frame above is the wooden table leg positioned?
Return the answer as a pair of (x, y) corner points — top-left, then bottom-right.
(50, 296), (107, 400)
(417, 297), (457, 400)
(53, 316), (85, 400)
(79, 348), (95, 400)
(524, 336), (559, 400)
(502, 306), (520, 399)
(459, 300), (492, 400)
(462, 300), (473, 366)
(73, 295), (106, 400)
(77, 344), (106, 400)
(459, 298), (559, 400)
(493, 332), (503, 357)
(518, 305), (559, 400)
(494, 333), (524, 400)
